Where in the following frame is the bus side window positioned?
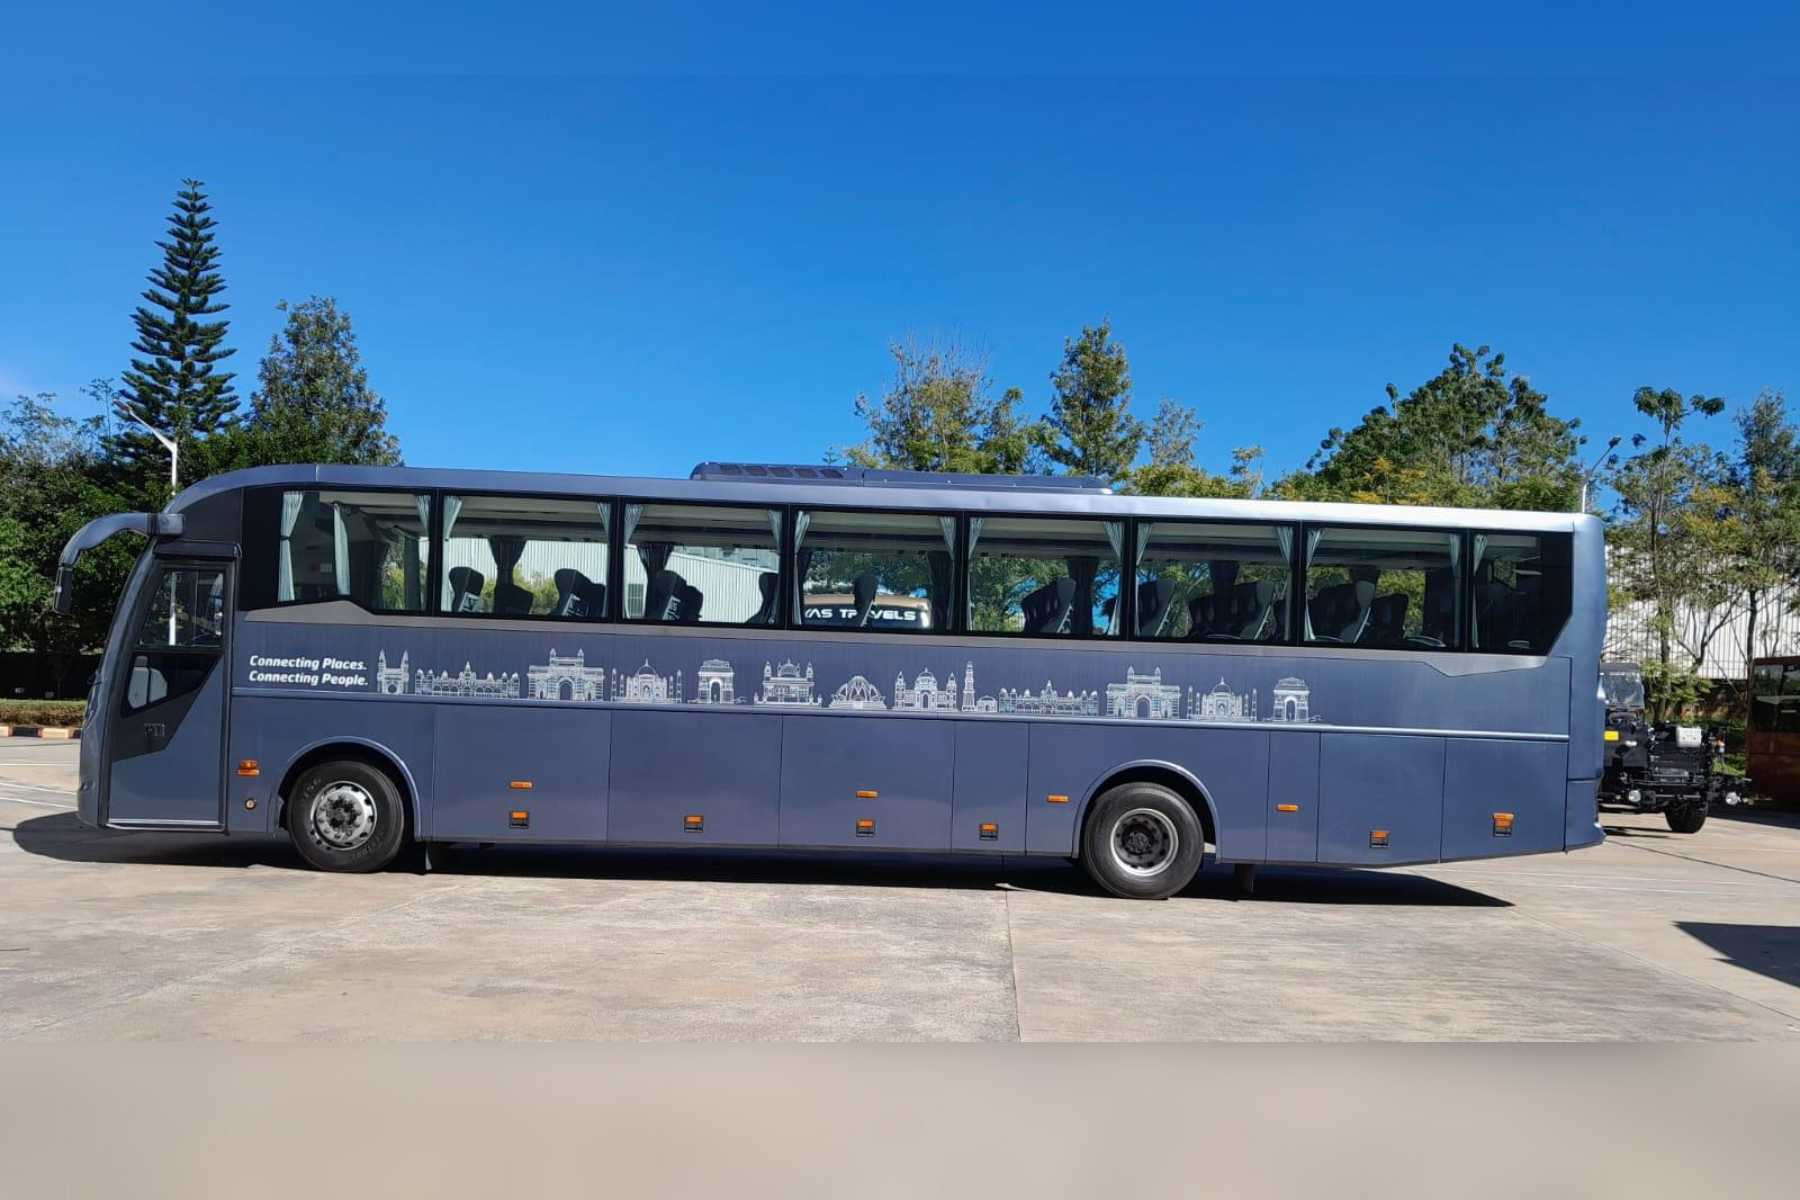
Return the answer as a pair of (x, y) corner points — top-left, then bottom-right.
(241, 487), (431, 614)
(1303, 526), (1462, 650)
(1470, 532), (1572, 653)
(440, 495), (612, 619)
(795, 509), (954, 632)
(620, 502), (782, 626)
(1135, 520), (1292, 642)
(966, 516), (1122, 638)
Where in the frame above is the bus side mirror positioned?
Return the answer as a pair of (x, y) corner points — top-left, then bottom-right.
(50, 563), (76, 614)
(48, 511), (185, 617)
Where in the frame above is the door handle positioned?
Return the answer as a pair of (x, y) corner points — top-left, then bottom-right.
(144, 722), (168, 752)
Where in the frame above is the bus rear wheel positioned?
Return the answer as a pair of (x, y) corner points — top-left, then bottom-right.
(1081, 782), (1205, 900)
(287, 759), (407, 873)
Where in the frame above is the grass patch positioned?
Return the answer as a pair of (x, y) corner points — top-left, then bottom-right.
(0, 700), (86, 728)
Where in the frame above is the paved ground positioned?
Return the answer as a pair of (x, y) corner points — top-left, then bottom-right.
(2, 739), (1796, 1040)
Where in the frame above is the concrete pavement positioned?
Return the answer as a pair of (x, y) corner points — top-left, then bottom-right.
(2, 740), (1795, 1040)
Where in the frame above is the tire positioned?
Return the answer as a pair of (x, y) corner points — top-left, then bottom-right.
(1665, 801), (1708, 834)
(1080, 782), (1206, 900)
(286, 758), (408, 873)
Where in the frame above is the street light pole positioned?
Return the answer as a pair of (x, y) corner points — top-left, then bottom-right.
(1578, 435), (1622, 515)
(113, 400), (182, 642)
(113, 401), (179, 494)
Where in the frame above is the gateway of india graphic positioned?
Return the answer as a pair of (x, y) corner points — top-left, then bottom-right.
(375, 651), (520, 698)
(756, 660), (819, 707)
(1107, 667), (1182, 720)
(528, 649), (608, 701)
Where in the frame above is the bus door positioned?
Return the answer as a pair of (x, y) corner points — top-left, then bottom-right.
(105, 558), (232, 828)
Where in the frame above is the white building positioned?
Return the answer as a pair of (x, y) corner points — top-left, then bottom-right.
(830, 675), (888, 710)
(894, 667), (959, 711)
(416, 663), (520, 698)
(694, 659), (736, 705)
(756, 660), (818, 707)
(376, 650), (409, 695)
(528, 649), (606, 701)
(1270, 677), (1312, 723)
(1189, 678), (1256, 722)
(998, 682), (1099, 717)
(612, 661), (681, 704)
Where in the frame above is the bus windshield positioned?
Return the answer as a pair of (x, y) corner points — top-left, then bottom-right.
(1600, 665), (1645, 711)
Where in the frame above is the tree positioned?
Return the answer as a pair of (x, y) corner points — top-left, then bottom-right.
(1608, 386), (1731, 712)
(843, 336), (1046, 475)
(108, 179), (238, 501)
(1708, 390), (1800, 714)
(203, 297), (401, 470)
(0, 391), (137, 692)
(1044, 320), (1144, 485)
(1285, 344), (1584, 510)
(1126, 399), (1248, 498)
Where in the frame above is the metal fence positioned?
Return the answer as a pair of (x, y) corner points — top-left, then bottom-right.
(1606, 582), (1800, 680)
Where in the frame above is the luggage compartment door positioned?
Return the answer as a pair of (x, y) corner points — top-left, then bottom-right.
(780, 716), (954, 849)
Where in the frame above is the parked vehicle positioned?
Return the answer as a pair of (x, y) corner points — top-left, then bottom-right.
(1597, 661), (1731, 833)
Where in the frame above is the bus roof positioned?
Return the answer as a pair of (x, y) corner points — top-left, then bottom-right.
(167, 462), (1600, 534)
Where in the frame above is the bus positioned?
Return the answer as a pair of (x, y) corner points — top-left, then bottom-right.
(1749, 656), (1800, 808)
(52, 462), (1608, 900)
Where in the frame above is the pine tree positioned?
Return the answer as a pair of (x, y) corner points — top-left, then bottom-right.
(1044, 320), (1143, 484)
(110, 179), (238, 497)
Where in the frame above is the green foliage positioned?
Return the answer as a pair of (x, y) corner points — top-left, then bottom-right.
(250, 296), (400, 465)
(108, 179), (238, 498)
(1641, 658), (1706, 723)
(1126, 400), (1252, 499)
(192, 296), (402, 474)
(1291, 344), (1583, 510)
(844, 337), (1048, 475)
(1701, 390), (1800, 711)
(1608, 384), (1731, 671)
(1044, 320), (1144, 485)
(0, 394), (138, 682)
(0, 699), (86, 728)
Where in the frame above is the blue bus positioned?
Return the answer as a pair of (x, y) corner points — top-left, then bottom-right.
(54, 462), (1607, 900)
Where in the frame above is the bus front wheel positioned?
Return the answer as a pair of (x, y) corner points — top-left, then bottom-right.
(1080, 782), (1205, 900)
(286, 759), (407, 873)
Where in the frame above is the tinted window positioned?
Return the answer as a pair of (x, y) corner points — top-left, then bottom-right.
(796, 509), (954, 633)
(967, 516), (1122, 637)
(622, 503), (780, 626)
(136, 566), (226, 649)
(1471, 532), (1573, 653)
(1750, 663), (1784, 732)
(441, 495), (610, 618)
(242, 488), (430, 612)
(1304, 526), (1461, 649)
(1135, 521), (1291, 641)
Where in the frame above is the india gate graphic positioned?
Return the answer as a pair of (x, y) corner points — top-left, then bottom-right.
(694, 659), (736, 705)
(1270, 676), (1311, 722)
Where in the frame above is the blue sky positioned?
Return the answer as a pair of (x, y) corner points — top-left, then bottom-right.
(3, 5), (1798, 484)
